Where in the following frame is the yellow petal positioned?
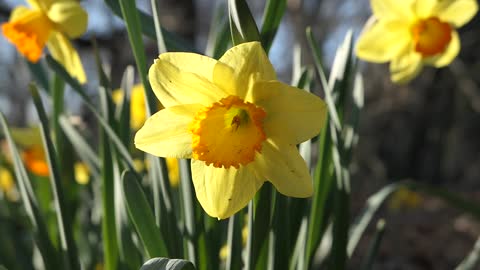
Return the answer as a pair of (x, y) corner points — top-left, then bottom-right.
(47, 32), (87, 83)
(356, 19), (411, 63)
(389, 49), (423, 83)
(47, 1), (87, 38)
(434, 0), (479, 27)
(135, 104), (203, 158)
(191, 159), (263, 219)
(424, 30), (460, 67)
(10, 6), (30, 21)
(26, 0), (51, 11)
(370, 0), (414, 20)
(2, 9), (53, 62)
(253, 139), (313, 198)
(413, 0), (437, 18)
(219, 42), (276, 98)
(148, 53), (233, 107)
(250, 81), (327, 145)
(111, 89), (124, 104)
(130, 84), (148, 130)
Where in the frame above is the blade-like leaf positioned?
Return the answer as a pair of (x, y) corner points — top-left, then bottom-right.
(99, 85), (119, 270)
(117, 0), (158, 127)
(260, 0), (287, 52)
(46, 56), (90, 103)
(179, 159), (197, 264)
(30, 84), (80, 270)
(360, 219), (386, 270)
(140, 258), (196, 270)
(228, 0), (261, 45)
(59, 116), (100, 177)
(0, 113), (60, 270)
(26, 60), (50, 91)
(348, 184), (399, 256)
(205, 3), (230, 59)
(104, 0), (195, 52)
(226, 214), (243, 270)
(122, 170), (169, 257)
(456, 236), (480, 270)
(150, 0), (167, 54)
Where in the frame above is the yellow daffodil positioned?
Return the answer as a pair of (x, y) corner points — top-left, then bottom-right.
(113, 84), (158, 130)
(22, 145), (49, 177)
(2, 0), (88, 83)
(356, 0), (478, 83)
(0, 166), (18, 201)
(388, 187), (422, 210)
(135, 42), (327, 219)
(166, 157), (180, 188)
(10, 126), (49, 177)
(74, 162), (89, 185)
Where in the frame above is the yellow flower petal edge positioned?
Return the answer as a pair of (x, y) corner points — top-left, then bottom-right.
(2, 0), (88, 83)
(136, 41), (327, 219)
(356, 0), (478, 84)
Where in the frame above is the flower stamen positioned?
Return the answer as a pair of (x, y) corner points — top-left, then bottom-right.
(411, 17), (452, 57)
(189, 95), (266, 169)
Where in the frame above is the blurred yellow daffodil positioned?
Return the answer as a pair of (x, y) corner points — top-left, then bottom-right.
(2, 0), (88, 83)
(21, 145), (49, 177)
(74, 162), (89, 185)
(0, 166), (19, 201)
(166, 157), (180, 188)
(135, 42), (327, 219)
(10, 126), (49, 177)
(113, 84), (160, 130)
(388, 186), (422, 210)
(356, 0), (478, 83)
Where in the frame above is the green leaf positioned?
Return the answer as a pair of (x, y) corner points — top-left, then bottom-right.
(92, 39), (112, 91)
(245, 184), (272, 270)
(58, 116), (100, 177)
(0, 113), (60, 270)
(116, 66), (134, 146)
(122, 170), (169, 257)
(360, 219), (386, 270)
(26, 60), (50, 91)
(99, 85), (119, 270)
(46, 56), (90, 103)
(179, 159), (197, 264)
(205, 3), (231, 59)
(226, 214), (243, 270)
(50, 56), (137, 172)
(148, 155), (182, 258)
(269, 193), (291, 270)
(150, 0), (167, 54)
(113, 151), (143, 270)
(104, 0), (195, 52)
(117, 0), (158, 122)
(305, 119), (334, 268)
(260, 0), (287, 52)
(140, 258), (196, 270)
(347, 184), (399, 256)
(29, 84), (80, 270)
(455, 236), (480, 270)
(228, 0), (261, 45)
(289, 218), (308, 270)
(305, 27), (341, 132)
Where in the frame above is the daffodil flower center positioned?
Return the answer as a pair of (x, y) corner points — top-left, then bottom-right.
(411, 17), (452, 57)
(2, 11), (54, 62)
(189, 95), (266, 169)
